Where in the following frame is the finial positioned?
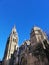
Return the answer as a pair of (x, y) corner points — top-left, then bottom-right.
(11, 25), (17, 34)
(13, 24), (16, 29)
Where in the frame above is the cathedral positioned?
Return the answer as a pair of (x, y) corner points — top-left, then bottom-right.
(0, 26), (49, 65)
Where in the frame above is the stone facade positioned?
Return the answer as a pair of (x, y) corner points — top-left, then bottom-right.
(18, 41), (49, 65)
(1, 26), (49, 65)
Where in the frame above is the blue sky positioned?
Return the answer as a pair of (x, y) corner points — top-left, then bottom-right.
(0, 0), (49, 60)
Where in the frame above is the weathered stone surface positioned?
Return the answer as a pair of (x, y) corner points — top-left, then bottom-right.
(1, 26), (49, 65)
(18, 41), (49, 65)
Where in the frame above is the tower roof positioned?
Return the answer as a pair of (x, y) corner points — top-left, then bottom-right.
(31, 26), (42, 33)
(33, 26), (41, 31)
(11, 25), (17, 34)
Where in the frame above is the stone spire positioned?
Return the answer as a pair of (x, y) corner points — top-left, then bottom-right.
(10, 25), (18, 50)
(12, 25), (17, 34)
(3, 25), (18, 65)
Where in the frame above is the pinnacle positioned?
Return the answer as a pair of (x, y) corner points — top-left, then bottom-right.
(12, 25), (17, 33)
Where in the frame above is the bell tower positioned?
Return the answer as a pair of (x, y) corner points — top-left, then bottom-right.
(30, 26), (47, 44)
(3, 25), (18, 65)
(10, 25), (18, 52)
